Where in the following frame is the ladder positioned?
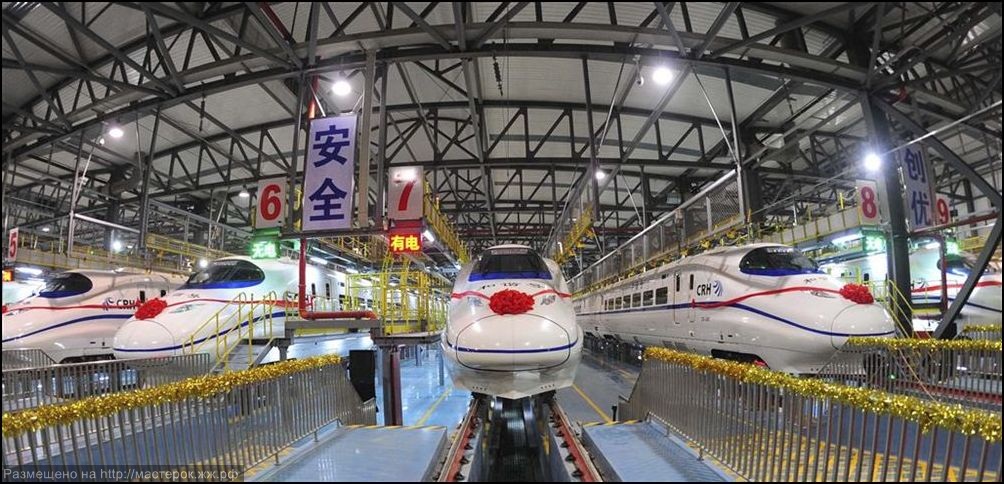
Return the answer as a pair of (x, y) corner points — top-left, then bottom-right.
(182, 292), (281, 372)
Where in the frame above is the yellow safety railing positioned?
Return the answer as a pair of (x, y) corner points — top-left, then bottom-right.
(317, 235), (386, 264)
(16, 234), (190, 275)
(424, 182), (470, 264)
(183, 291), (278, 372)
(344, 255), (448, 335)
(554, 209), (594, 265)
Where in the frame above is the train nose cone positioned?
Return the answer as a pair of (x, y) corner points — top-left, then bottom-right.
(455, 314), (575, 371)
(113, 320), (177, 359)
(830, 304), (897, 349)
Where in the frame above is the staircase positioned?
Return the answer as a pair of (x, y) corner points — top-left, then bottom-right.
(182, 292), (282, 373)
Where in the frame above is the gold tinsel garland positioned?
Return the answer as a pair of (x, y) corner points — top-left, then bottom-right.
(959, 324), (1002, 334)
(644, 347), (1001, 443)
(846, 336), (1002, 352)
(2, 354), (342, 438)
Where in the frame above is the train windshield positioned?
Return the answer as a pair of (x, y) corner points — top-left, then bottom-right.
(181, 260), (265, 289)
(38, 273), (93, 298)
(469, 248), (551, 281)
(740, 247), (821, 276)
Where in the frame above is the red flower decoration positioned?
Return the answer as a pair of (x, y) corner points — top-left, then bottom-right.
(135, 298), (168, 320)
(489, 289), (535, 315)
(839, 283), (874, 305)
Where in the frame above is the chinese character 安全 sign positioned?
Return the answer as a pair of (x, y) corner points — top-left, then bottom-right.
(388, 229), (422, 255)
(303, 115), (357, 231)
(899, 146), (936, 231)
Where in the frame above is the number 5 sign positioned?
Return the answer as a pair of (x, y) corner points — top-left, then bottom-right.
(855, 180), (881, 226)
(255, 178), (287, 228)
(7, 228), (18, 262)
(387, 166), (424, 221)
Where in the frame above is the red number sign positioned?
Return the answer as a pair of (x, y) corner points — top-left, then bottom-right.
(388, 166), (424, 221)
(855, 180), (881, 225)
(7, 228), (18, 262)
(255, 179), (286, 229)
(934, 195), (951, 225)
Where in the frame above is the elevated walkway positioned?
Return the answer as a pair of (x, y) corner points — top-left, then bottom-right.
(254, 425), (448, 482)
(582, 420), (727, 481)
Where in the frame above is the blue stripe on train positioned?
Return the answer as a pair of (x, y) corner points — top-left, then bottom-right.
(2, 314), (134, 343)
(445, 338), (578, 354)
(578, 303), (896, 338)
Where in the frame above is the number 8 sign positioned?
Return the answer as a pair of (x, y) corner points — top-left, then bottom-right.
(855, 180), (881, 225)
(256, 178), (287, 228)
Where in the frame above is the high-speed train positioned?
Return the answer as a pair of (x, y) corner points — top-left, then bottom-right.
(818, 243), (1002, 330)
(443, 245), (581, 400)
(575, 243), (897, 374)
(113, 256), (347, 362)
(3, 280), (43, 305)
(2, 270), (184, 363)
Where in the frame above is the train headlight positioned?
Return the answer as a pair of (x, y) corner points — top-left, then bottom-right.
(540, 295), (556, 306)
(810, 290), (837, 298)
(467, 297), (484, 308)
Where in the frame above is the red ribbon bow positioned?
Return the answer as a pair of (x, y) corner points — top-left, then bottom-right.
(839, 283), (874, 305)
(489, 289), (535, 315)
(135, 298), (168, 320)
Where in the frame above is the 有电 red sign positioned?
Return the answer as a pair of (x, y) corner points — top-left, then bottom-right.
(388, 229), (422, 255)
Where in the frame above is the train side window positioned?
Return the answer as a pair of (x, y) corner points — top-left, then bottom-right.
(311, 283), (317, 297)
(863, 273), (870, 282)
(689, 274), (694, 291)
(643, 290), (653, 306)
(655, 287), (668, 305)
(139, 290), (146, 302)
(325, 283), (331, 298)
(675, 274), (681, 292)
(616, 296), (623, 309)
(632, 293), (641, 307)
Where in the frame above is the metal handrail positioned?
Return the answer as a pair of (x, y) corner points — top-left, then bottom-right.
(2, 354), (211, 412)
(182, 292), (278, 372)
(620, 348), (1002, 482)
(2, 356), (376, 474)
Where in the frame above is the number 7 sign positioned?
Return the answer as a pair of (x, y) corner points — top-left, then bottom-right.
(387, 167), (424, 221)
(255, 178), (287, 228)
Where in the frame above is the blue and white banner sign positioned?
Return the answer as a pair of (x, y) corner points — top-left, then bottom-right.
(303, 115), (357, 231)
(899, 145), (935, 231)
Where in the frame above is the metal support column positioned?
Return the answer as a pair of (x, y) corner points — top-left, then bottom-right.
(357, 50), (377, 226)
(380, 345), (403, 425)
(582, 57), (600, 221)
(375, 63), (389, 229)
(139, 108), (161, 253)
(287, 73), (307, 229)
(438, 345), (445, 387)
(862, 95), (913, 335)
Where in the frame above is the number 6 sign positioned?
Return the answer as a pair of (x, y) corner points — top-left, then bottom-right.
(256, 178), (287, 228)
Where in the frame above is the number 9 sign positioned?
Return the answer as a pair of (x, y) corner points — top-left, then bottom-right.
(934, 194), (951, 225)
(255, 178), (287, 228)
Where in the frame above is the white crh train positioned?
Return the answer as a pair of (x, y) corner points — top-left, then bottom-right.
(818, 244), (1002, 330)
(3, 280), (43, 305)
(2, 270), (184, 363)
(113, 256), (346, 363)
(576, 243), (897, 374)
(443, 245), (581, 400)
